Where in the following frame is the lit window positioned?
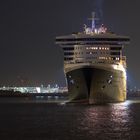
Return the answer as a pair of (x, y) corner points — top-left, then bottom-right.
(116, 57), (120, 60)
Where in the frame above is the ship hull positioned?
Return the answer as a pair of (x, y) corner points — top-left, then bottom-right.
(66, 65), (126, 104)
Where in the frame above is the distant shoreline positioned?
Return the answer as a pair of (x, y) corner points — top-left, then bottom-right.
(0, 90), (140, 101)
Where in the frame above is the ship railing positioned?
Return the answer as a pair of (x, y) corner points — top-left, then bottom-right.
(64, 60), (121, 65)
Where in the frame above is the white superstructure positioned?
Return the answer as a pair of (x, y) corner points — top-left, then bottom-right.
(56, 12), (130, 104)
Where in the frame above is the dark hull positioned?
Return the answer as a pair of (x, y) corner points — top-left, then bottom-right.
(66, 66), (126, 104)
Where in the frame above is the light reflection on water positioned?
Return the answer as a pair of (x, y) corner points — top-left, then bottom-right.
(0, 98), (140, 140)
(76, 100), (139, 139)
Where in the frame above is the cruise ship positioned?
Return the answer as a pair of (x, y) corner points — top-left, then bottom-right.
(56, 12), (130, 104)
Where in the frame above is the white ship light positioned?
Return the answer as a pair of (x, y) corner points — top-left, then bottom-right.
(113, 64), (127, 79)
(36, 87), (41, 93)
(85, 28), (92, 34)
(94, 28), (98, 34)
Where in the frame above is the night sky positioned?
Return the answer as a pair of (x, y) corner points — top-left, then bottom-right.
(0, 0), (139, 88)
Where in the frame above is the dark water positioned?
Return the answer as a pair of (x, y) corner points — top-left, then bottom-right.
(0, 98), (140, 140)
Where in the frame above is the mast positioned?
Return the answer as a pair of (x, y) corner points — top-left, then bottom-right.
(88, 12), (98, 30)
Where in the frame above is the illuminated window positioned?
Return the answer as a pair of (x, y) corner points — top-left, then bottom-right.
(116, 57), (120, 60)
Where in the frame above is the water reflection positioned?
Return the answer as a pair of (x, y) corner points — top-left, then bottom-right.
(0, 99), (140, 139)
(78, 101), (134, 139)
